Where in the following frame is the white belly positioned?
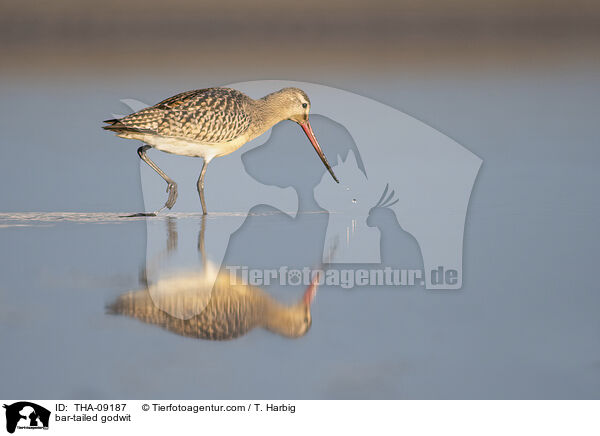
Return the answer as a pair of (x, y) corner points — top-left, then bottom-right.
(119, 133), (248, 161)
(150, 137), (220, 159)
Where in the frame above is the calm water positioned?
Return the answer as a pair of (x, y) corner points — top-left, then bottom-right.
(0, 68), (599, 399)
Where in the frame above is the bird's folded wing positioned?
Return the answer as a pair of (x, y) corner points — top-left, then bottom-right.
(113, 88), (253, 144)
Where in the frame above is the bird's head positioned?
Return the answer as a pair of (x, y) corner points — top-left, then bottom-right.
(285, 301), (313, 338)
(275, 87), (311, 124)
(267, 87), (339, 183)
(265, 270), (319, 338)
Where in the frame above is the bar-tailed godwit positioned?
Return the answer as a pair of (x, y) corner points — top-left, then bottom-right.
(103, 87), (339, 215)
(108, 216), (321, 340)
(107, 270), (319, 340)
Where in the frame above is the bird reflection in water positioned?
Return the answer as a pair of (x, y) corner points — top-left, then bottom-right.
(108, 216), (320, 340)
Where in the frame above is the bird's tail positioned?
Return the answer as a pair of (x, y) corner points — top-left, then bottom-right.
(101, 118), (144, 135)
(102, 118), (124, 132)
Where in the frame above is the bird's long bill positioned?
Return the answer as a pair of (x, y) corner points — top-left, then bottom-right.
(303, 272), (320, 306)
(300, 121), (339, 183)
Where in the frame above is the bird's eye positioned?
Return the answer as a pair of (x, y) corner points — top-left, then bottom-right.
(302, 103), (308, 108)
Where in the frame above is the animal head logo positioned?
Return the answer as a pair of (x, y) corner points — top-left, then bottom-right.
(123, 79), (481, 308)
(3, 402), (50, 434)
(367, 184), (399, 229)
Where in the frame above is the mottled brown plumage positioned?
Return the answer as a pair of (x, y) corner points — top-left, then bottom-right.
(107, 271), (318, 340)
(102, 86), (339, 215)
(104, 88), (253, 144)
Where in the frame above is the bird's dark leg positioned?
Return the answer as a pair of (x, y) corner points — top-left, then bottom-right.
(198, 214), (207, 270)
(137, 145), (178, 214)
(197, 160), (209, 215)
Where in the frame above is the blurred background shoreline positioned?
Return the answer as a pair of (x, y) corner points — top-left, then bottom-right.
(2, 0), (600, 81)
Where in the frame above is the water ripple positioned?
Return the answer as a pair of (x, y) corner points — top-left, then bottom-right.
(0, 210), (317, 227)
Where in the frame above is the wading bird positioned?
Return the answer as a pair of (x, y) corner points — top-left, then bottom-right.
(108, 215), (323, 340)
(107, 270), (319, 340)
(103, 87), (339, 215)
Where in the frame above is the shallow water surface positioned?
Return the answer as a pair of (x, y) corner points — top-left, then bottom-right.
(1, 70), (599, 399)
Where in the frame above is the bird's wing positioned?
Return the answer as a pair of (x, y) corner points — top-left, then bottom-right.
(114, 88), (253, 144)
(106, 275), (267, 341)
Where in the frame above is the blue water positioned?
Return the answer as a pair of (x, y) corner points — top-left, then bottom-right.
(0, 69), (599, 399)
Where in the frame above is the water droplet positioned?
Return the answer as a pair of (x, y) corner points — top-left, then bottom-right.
(352, 198), (357, 204)
(346, 187), (350, 191)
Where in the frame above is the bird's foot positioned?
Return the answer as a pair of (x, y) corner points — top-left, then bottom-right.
(119, 181), (177, 218)
(120, 212), (157, 218)
(165, 181), (178, 209)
